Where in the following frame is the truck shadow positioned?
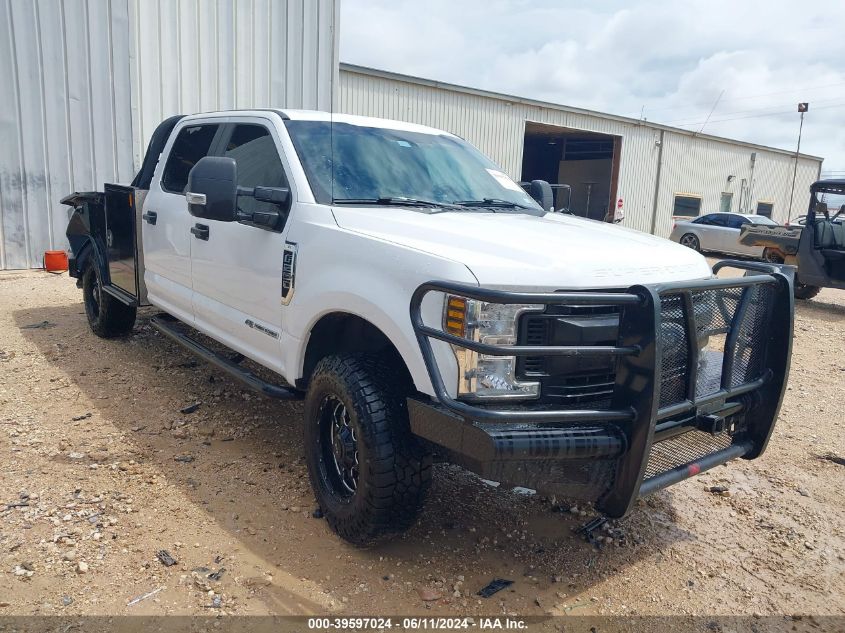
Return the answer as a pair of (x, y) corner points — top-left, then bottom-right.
(796, 297), (845, 322)
(14, 303), (693, 614)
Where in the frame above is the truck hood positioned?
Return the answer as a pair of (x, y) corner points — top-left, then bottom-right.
(331, 206), (712, 289)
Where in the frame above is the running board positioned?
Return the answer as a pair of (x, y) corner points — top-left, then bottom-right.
(149, 314), (302, 401)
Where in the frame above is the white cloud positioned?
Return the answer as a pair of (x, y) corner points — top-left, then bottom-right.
(340, 0), (845, 174)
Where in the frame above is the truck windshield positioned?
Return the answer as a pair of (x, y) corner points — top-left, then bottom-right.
(284, 120), (541, 211)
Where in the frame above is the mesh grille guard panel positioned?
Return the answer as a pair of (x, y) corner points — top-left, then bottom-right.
(644, 429), (734, 479)
(657, 282), (777, 408)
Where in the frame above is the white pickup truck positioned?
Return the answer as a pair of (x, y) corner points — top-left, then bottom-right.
(62, 110), (794, 545)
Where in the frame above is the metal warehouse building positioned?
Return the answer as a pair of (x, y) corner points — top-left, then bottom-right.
(0, 0), (823, 269)
(339, 63), (823, 238)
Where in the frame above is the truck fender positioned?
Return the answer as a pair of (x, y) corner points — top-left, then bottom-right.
(287, 290), (455, 399)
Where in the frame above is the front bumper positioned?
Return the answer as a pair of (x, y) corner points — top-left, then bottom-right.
(408, 260), (794, 517)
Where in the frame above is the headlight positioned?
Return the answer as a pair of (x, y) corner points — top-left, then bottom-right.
(443, 295), (543, 400)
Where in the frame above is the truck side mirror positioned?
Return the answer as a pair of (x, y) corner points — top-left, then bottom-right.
(186, 157), (238, 221)
(529, 180), (554, 212)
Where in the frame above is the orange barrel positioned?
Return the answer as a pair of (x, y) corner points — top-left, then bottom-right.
(43, 250), (69, 272)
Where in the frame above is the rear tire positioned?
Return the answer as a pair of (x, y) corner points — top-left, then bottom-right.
(304, 353), (431, 546)
(680, 233), (700, 251)
(82, 263), (137, 338)
(793, 281), (821, 300)
(762, 248), (784, 264)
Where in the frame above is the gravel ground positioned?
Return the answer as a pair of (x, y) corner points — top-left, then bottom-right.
(0, 268), (843, 617)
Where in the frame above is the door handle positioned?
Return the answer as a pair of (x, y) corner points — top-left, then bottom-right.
(190, 223), (210, 241)
(142, 210), (157, 225)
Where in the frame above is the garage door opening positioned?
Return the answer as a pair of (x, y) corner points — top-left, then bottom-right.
(520, 122), (621, 221)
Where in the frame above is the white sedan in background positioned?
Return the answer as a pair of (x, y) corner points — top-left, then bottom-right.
(669, 212), (779, 257)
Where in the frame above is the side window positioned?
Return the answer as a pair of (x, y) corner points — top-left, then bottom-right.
(723, 215), (747, 229)
(223, 124), (288, 216)
(161, 124), (220, 193)
(693, 215), (712, 225)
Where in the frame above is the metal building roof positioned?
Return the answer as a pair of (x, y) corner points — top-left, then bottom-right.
(339, 63), (823, 163)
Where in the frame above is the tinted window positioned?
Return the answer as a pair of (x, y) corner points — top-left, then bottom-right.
(161, 124), (219, 193)
(223, 125), (288, 216)
(722, 215), (748, 229)
(756, 202), (774, 217)
(673, 195), (701, 217)
(284, 120), (540, 210)
(693, 214), (715, 225)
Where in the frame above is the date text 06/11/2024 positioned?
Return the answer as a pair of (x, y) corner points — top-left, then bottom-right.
(306, 617), (528, 629)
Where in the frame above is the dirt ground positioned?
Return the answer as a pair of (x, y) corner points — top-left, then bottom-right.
(0, 268), (843, 618)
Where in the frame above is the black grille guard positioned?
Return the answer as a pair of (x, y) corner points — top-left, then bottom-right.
(409, 260), (795, 516)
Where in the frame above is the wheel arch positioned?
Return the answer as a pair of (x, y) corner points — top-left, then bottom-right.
(297, 311), (415, 392)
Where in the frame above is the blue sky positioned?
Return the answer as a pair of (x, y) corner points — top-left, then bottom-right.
(341, 0), (845, 176)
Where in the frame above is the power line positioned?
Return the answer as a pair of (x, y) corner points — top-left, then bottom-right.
(665, 101), (845, 128)
(624, 80), (845, 118)
(662, 94), (845, 125)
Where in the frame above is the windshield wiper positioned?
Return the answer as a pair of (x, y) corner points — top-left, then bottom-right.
(333, 197), (459, 209)
(452, 198), (531, 209)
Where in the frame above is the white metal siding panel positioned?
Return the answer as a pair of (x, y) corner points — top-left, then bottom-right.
(339, 67), (822, 239)
(128, 0), (337, 154)
(1, 0), (337, 269)
(0, 0), (135, 270)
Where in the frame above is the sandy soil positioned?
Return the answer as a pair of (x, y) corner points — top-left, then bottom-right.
(0, 269), (843, 617)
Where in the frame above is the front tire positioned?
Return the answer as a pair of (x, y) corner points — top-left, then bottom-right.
(82, 264), (137, 338)
(304, 354), (431, 546)
(680, 233), (701, 251)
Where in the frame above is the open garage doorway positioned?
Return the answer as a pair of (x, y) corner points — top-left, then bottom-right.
(521, 122), (621, 221)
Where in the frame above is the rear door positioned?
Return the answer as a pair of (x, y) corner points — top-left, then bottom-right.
(189, 117), (295, 373)
(142, 121), (224, 321)
(692, 214), (719, 251)
(720, 214), (750, 254)
(707, 214), (739, 253)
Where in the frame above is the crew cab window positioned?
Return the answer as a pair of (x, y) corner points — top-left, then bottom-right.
(161, 124), (220, 193)
(223, 124), (288, 216)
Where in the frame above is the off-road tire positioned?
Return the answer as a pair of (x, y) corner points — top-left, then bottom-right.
(82, 263), (137, 338)
(304, 353), (431, 546)
(680, 233), (700, 251)
(762, 248), (785, 264)
(793, 281), (821, 300)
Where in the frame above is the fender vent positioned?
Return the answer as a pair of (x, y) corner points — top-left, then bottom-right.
(281, 242), (297, 304)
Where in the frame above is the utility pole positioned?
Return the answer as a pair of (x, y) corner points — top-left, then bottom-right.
(788, 102), (809, 216)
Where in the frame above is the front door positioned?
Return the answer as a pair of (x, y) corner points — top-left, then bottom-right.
(189, 119), (295, 374)
(142, 121), (223, 321)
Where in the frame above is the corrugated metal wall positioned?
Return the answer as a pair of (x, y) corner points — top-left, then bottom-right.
(128, 0), (338, 168)
(339, 65), (822, 237)
(0, 0), (134, 270)
(0, 0), (337, 270)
